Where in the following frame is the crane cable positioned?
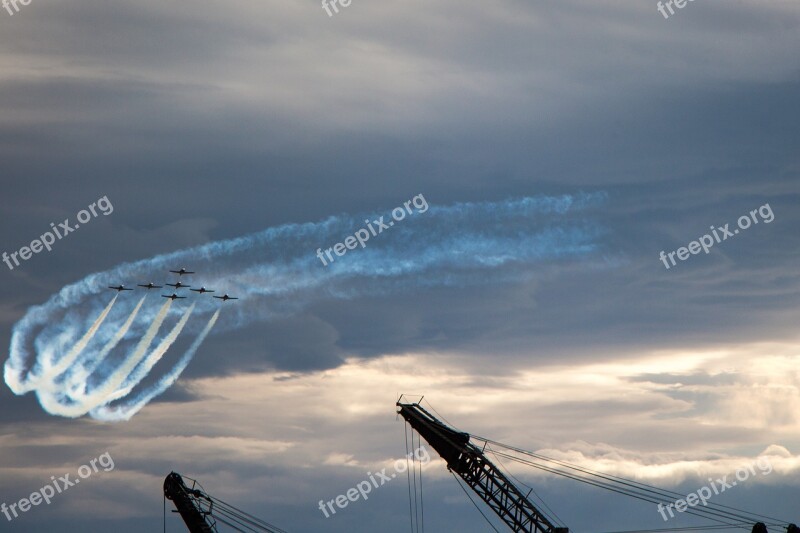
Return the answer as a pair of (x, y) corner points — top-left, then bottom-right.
(207, 496), (287, 533)
(404, 401), (791, 532)
(480, 436), (783, 525)
(488, 446), (567, 529)
(402, 402), (791, 532)
(411, 426), (420, 532)
(481, 436), (784, 526)
(417, 429), (425, 533)
(487, 447), (746, 530)
(404, 402), (566, 532)
(417, 425), (427, 532)
(171, 474), (286, 533)
(476, 436), (788, 527)
(403, 422), (428, 533)
(450, 470), (502, 532)
(405, 421), (417, 532)
(596, 524), (788, 533)
(478, 440), (786, 525)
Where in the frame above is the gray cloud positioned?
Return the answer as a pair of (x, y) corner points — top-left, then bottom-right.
(1, 0), (800, 530)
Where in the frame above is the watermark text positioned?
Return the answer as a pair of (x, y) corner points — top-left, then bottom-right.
(3, 195), (114, 272)
(316, 194), (428, 267)
(1, 452), (115, 522)
(656, 456), (772, 521)
(318, 446), (430, 518)
(659, 203), (773, 270)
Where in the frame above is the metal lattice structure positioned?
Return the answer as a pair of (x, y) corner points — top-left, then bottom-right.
(397, 401), (568, 533)
(164, 472), (217, 533)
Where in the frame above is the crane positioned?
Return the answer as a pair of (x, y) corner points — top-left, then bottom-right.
(397, 400), (797, 533)
(163, 472), (288, 533)
(397, 400), (568, 533)
(164, 472), (217, 533)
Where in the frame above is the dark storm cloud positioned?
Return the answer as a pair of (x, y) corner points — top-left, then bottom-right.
(1, 0), (799, 530)
(0, 3), (798, 404)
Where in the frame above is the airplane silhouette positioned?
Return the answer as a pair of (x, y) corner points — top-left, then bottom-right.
(108, 285), (133, 292)
(190, 286), (215, 294)
(161, 293), (187, 300)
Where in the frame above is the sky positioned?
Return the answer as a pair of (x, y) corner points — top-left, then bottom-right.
(0, 0), (799, 531)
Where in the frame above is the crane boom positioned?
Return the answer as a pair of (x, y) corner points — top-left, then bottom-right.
(397, 401), (568, 533)
(164, 472), (217, 533)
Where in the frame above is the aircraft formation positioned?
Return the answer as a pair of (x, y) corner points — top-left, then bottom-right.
(107, 268), (238, 302)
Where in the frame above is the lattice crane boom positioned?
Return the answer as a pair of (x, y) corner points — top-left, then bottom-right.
(397, 401), (568, 533)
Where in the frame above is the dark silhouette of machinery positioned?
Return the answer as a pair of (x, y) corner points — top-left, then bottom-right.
(163, 472), (286, 533)
(162, 401), (797, 533)
(164, 472), (215, 533)
(398, 401), (567, 533)
(397, 399), (797, 533)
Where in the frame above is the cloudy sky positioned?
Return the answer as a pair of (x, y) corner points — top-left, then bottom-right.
(1, 0), (799, 531)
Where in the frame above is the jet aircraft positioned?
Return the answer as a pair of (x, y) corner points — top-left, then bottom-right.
(162, 293), (187, 300)
(190, 286), (215, 294)
(169, 268), (195, 276)
(108, 285), (133, 292)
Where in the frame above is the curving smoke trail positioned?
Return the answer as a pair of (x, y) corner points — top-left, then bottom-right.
(92, 309), (220, 421)
(40, 294), (117, 386)
(36, 299), (176, 417)
(4, 193), (609, 421)
(80, 299), (173, 406)
(105, 303), (195, 404)
(65, 295), (147, 393)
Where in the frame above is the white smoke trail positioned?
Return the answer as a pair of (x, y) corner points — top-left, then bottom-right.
(81, 299), (172, 408)
(7, 295), (117, 394)
(92, 309), (220, 422)
(36, 299), (173, 418)
(5, 193), (609, 420)
(44, 294), (117, 378)
(64, 295), (147, 395)
(105, 303), (195, 403)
